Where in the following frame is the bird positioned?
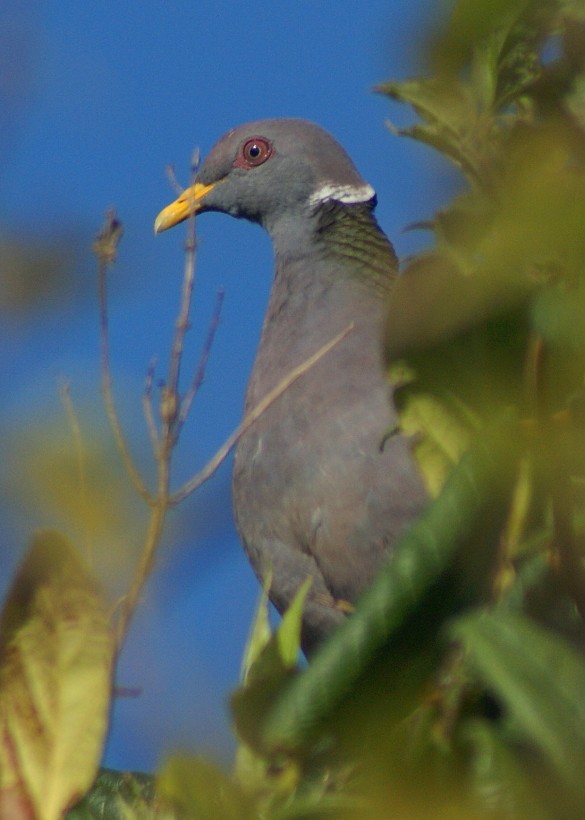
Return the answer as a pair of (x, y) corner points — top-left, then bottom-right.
(155, 119), (427, 655)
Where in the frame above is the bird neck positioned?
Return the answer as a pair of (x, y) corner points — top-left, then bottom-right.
(269, 201), (398, 298)
(313, 201), (398, 296)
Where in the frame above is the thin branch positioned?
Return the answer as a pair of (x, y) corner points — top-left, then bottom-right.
(177, 287), (225, 433)
(165, 164), (184, 196)
(114, 494), (168, 649)
(113, 166), (201, 646)
(161, 213), (197, 444)
(170, 322), (355, 506)
(94, 211), (153, 504)
(162, 153), (201, 447)
(143, 357), (160, 457)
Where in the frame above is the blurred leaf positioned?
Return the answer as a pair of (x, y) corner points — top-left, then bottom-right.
(458, 719), (550, 819)
(472, 124), (585, 287)
(2, 411), (145, 596)
(238, 578), (272, 685)
(0, 530), (114, 820)
(385, 255), (527, 495)
(383, 54), (585, 492)
(387, 364), (477, 497)
(158, 755), (251, 820)
(452, 610), (585, 807)
(15, 424), (138, 542)
(531, 277), (585, 352)
(377, 1), (549, 186)
(233, 580), (298, 808)
(378, 81), (502, 188)
(430, 0), (541, 87)
(231, 579), (310, 755)
(0, 235), (77, 316)
(378, 77), (483, 178)
(276, 576), (312, 669)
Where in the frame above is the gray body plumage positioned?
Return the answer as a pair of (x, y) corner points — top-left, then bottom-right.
(156, 119), (428, 654)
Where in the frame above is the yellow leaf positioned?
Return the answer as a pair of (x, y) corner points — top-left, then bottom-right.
(0, 530), (114, 820)
(158, 754), (251, 820)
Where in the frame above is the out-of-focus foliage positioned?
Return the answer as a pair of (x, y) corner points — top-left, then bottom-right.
(0, 235), (78, 317)
(0, 531), (113, 820)
(3, 1), (583, 817)
(1, 409), (146, 599)
(380, 0), (585, 496)
(0, 6), (80, 319)
(138, 2), (585, 817)
(157, 756), (251, 820)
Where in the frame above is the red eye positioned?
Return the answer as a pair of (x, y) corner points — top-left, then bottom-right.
(237, 136), (272, 168)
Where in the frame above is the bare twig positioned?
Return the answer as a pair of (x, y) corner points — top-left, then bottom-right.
(162, 151), (201, 448)
(177, 287), (225, 432)
(114, 493), (168, 648)
(191, 147), (201, 175)
(94, 211), (152, 504)
(165, 164), (184, 197)
(171, 322), (355, 506)
(143, 357), (160, 457)
(114, 156), (201, 646)
(162, 213), (197, 446)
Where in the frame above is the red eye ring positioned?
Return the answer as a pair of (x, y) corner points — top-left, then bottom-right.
(237, 136), (272, 168)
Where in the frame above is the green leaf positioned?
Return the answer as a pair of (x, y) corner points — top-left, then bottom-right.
(377, 78), (483, 181)
(384, 251), (528, 495)
(430, 0), (537, 80)
(458, 719), (550, 819)
(451, 610), (585, 806)
(239, 576), (273, 685)
(276, 576), (312, 669)
(0, 530), (114, 820)
(387, 379), (476, 497)
(231, 580), (310, 754)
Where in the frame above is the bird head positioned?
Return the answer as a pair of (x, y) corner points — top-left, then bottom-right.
(154, 118), (375, 240)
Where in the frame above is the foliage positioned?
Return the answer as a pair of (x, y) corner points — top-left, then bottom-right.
(2, 1), (585, 817)
(145, 2), (585, 816)
(0, 531), (113, 819)
(224, 1), (585, 816)
(66, 769), (159, 820)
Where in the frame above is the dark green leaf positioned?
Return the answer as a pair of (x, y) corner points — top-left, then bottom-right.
(66, 769), (157, 819)
(452, 610), (585, 806)
(458, 719), (550, 819)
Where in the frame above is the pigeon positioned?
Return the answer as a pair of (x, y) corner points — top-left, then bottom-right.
(155, 119), (426, 655)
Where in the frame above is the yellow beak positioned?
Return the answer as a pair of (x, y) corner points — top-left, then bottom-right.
(154, 181), (216, 233)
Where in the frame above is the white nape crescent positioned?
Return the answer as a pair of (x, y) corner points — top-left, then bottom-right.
(309, 182), (376, 207)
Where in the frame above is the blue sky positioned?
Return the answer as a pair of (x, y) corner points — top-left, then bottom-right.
(0, 1), (453, 773)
